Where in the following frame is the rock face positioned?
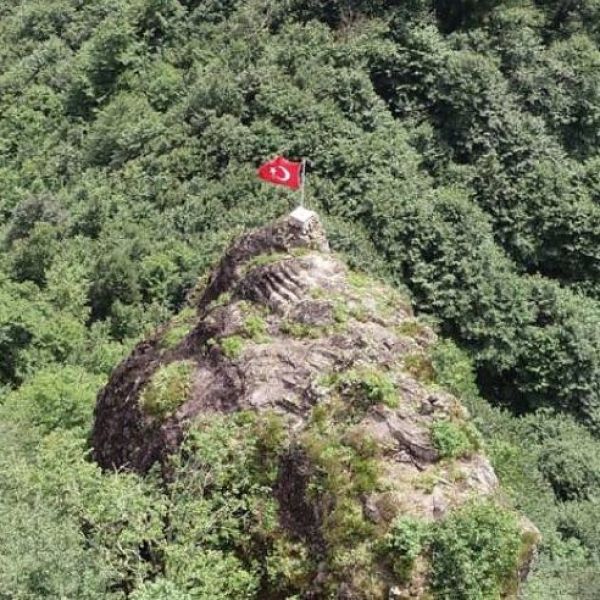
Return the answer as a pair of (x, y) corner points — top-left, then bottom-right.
(92, 212), (538, 598)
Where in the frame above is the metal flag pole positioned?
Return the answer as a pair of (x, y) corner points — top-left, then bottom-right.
(300, 158), (307, 208)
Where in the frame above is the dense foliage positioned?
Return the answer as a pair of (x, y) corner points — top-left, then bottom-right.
(1, 0), (600, 597)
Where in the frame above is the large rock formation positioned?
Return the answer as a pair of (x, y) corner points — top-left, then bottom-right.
(92, 211), (538, 599)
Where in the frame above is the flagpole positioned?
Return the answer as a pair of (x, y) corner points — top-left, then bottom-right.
(300, 158), (306, 208)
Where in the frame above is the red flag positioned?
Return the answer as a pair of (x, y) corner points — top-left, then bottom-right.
(257, 156), (303, 190)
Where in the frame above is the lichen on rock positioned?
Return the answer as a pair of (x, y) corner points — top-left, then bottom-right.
(91, 212), (539, 598)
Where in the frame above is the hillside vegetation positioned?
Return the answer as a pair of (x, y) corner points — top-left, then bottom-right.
(0, 0), (599, 598)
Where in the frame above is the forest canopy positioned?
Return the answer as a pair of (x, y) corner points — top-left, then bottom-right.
(0, 0), (599, 598)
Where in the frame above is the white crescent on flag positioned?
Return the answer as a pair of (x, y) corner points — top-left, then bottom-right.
(258, 156), (302, 190)
(270, 165), (291, 182)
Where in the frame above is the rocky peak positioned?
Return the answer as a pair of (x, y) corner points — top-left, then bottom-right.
(196, 207), (330, 312)
(91, 211), (538, 598)
(92, 210), (429, 472)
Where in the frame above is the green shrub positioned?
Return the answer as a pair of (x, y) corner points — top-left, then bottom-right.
(323, 496), (374, 547)
(161, 307), (197, 350)
(220, 335), (245, 359)
(164, 548), (259, 600)
(300, 399), (381, 587)
(0, 426), (168, 598)
(557, 500), (600, 554)
(538, 438), (600, 502)
(243, 314), (268, 341)
(303, 426), (379, 499)
(334, 367), (399, 409)
(431, 418), (482, 459)
(382, 516), (430, 580)
(162, 322), (193, 349)
(131, 579), (192, 600)
(0, 428), (117, 600)
(209, 292), (232, 309)
(431, 339), (480, 401)
(431, 502), (522, 599)
(396, 319), (427, 338)
(165, 412), (287, 596)
(347, 270), (372, 290)
(332, 299), (350, 324)
(266, 537), (313, 592)
(403, 352), (435, 383)
(139, 361), (194, 418)
(2, 366), (105, 436)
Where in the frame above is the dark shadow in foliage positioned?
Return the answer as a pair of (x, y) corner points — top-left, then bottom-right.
(5, 195), (67, 246)
(90, 249), (142, 323)
(434, 0), (505, 32)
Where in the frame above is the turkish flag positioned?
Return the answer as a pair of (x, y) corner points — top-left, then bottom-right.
(257, 156), (303, 190)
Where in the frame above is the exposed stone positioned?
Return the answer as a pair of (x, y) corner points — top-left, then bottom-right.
(91, 211), (538, 598)
(464, 454), (499, 493)
(384, 411), (439, 463)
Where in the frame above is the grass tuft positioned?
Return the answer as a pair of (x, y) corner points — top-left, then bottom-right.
(140, 360), (195, 418)
(220, 335), (245, 359)
(430, 418), (483, 459)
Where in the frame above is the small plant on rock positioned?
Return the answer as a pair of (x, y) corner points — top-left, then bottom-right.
(404, 352), (435, 383)
(220, 335), (245, 359)
(335, 367), (400, 410)
(280, 320), (321, 339)
(347, 270), (371, 290)
(161, 307), (196, 349)
(243, 314), (268, 342)
(245, 252), (289, 271)
(266, 537), (313, 593)
(431, 418), (482, 459)
(431, 339), (479, 401)
(139, 360), (194, 418)
(396, 319), (426, 338)
(381, 516), (430, 581)
(209, 291), (232, 310)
